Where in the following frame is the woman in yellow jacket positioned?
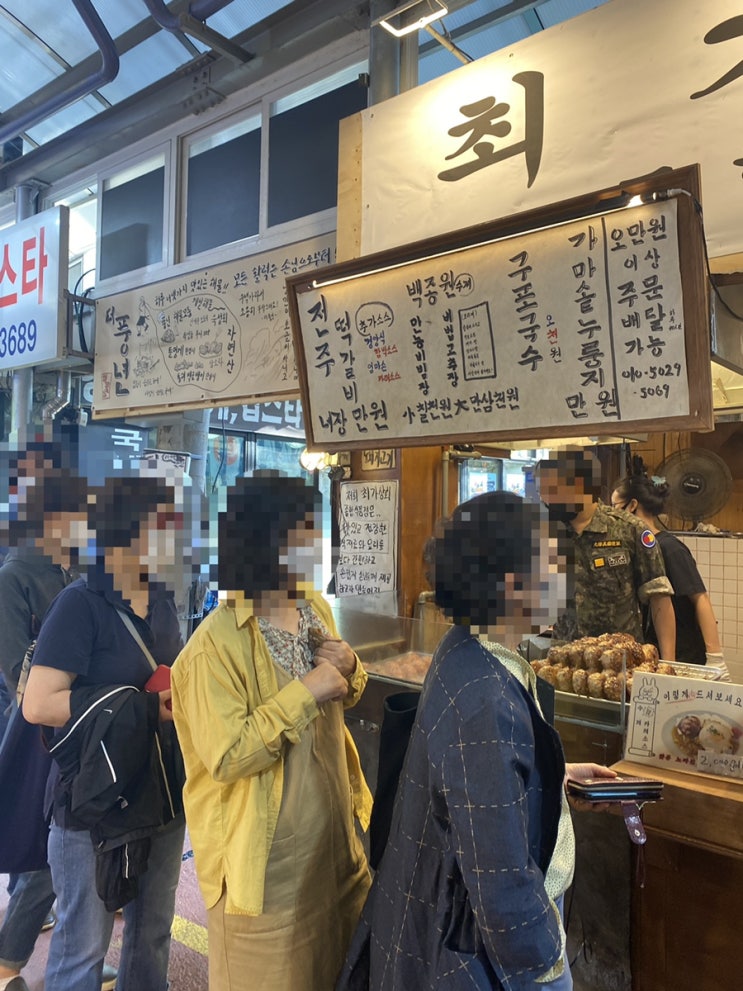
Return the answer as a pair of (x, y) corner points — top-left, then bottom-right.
(171, 472), (371, 991)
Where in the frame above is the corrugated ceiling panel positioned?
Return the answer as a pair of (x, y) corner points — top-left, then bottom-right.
(23, 94), (101, 147)
(206, 0), (296, 37)
(96, 30), (195, 104)
(0, 0), (614, 151)
(1, 0), (97, 63)
(0, 14), (61, 108)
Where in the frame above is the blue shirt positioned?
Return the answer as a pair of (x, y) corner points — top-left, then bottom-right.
(32, 578), (185, 827)
(33, 578), (179, 689)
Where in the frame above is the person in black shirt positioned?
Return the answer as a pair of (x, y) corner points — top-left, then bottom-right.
(611, 474), (724, 667)
(23, 474), (189, 991)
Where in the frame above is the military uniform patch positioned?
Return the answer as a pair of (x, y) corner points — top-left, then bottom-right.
(640, 529), (656, 549)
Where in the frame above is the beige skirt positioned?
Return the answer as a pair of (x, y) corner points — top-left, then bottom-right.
(207, 669), (370, 991)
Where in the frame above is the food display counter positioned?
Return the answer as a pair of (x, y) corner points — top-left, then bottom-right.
(332, 604), (448, 790)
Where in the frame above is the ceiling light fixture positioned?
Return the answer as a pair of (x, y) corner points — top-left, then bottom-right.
(373, 0), (448, 38)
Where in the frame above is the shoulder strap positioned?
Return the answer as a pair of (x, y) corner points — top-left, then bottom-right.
(15, 638), (36, 705)
(116, 609), (158, 673)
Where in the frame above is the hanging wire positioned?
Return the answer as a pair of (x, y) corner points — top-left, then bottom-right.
(72, 268), (96, 353)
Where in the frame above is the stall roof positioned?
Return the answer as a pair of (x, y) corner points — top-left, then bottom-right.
(0, 0), (609, 168)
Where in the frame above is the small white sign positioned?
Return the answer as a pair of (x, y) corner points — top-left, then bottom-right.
(0, 206), (69, 371)
(626, 671), (743, 782)
(336, 479), (398, 596)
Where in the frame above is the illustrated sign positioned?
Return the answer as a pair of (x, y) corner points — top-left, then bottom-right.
(336, 479), (398, 597)
(0, 206), (69, 371)
(290, 199), (700, 450)
(626, 671), (743, 782)
(93, 234), (334, 418)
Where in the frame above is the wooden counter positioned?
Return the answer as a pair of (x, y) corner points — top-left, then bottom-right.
(612, 759), (743, 991)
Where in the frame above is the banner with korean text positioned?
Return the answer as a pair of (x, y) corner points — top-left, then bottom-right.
(93, 233), (334, 418)
(288, 166), (713, 451)
(352, 0), (743, 259)
(0, 206), (69, 371)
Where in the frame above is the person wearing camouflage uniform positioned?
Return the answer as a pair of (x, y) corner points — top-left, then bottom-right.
(536, 452), (675, 660)
(569, 501), (673, 643)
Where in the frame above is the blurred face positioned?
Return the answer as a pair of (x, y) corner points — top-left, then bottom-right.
(137, 503), (186, 593)
(536, 465), (585, 513)
(38, 510), (92, 570)
(109, 502), (185, 601)
(480, 517), (567, 643)
(279, 513), (323, 598)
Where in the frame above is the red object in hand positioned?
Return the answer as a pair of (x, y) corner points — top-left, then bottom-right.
(144, 664), (171, 693)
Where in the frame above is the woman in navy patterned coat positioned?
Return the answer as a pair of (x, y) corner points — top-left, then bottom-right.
(337, 491), (613, 990)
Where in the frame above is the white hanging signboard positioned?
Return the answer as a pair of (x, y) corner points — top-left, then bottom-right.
(93, 234), (334, 418)
(0, 206), (69, 371)
(290, 200), (693, 450)
(354, 0), (743, 259)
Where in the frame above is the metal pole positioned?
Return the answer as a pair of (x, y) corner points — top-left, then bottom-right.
(369, 1), (400, 105)
(9, 183), (38, 446)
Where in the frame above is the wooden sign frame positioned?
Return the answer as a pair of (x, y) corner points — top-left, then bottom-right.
(91, 233), (334, 420)
(287, 164), (712, 451)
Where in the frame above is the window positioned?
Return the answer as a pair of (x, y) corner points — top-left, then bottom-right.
(267, 67), (367, 226)
(99, 154), (165, 279)
(458, 456), (532, 501)
(206, 432), (246, 492)
(56, 185), (98, 293)
(185, 114), (261, 256)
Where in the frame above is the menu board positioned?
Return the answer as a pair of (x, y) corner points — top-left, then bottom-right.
(288, 177), (713, 451)
(626, 671), (743, 782)
(93, 234), (334, 418)
(335, 479), (398, 597)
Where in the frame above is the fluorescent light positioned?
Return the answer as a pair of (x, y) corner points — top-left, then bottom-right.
(374, 0), (448, 39)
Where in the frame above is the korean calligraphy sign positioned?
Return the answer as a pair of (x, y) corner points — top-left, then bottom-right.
(0, 206), (69, 371)
(350, 0), (743, 259)
(93, 233), (334, 418)
(287, 167), (712, 452)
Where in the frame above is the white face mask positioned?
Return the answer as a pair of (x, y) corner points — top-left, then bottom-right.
(278, 516), (323, 594)
(131, 506), (187, 595)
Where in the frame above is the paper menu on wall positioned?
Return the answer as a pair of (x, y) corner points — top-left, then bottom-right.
(626, 671), (743, 781)
(335, 480), (398, 597)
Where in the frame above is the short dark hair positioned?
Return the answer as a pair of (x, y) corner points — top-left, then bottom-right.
(92, 475), (175, 549)
(217, 472), (322, 593)
(434, 491), (544, 627)
(536, 450), (602, 498)
(613, 474), (668, 516)
(5, 443), (88, 543)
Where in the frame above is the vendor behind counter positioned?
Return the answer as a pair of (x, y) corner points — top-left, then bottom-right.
(535, 451), (675, 661)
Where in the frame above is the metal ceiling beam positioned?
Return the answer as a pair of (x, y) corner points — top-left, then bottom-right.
(0, 0), (119, 146)
(144, 0), (253, 63)
(0, 12), (164, 146)
(0, 0), (369, 200)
